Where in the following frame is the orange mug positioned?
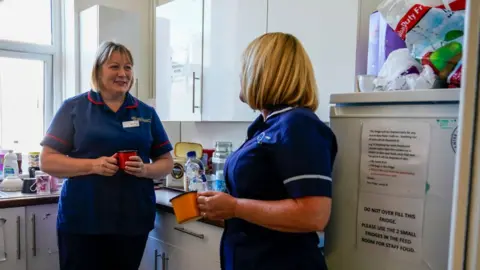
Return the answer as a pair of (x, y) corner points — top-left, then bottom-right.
(169, 191), (201, 224)
(117, 150), (137, 170)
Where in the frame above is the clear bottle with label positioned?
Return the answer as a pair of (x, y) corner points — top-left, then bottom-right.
(211, 142), (232, 192)
(3, 150), (19, 178)
(184, 151), (207, 191)
(212, 141), (232, 176)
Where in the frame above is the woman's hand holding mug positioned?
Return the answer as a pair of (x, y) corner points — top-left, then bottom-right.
(124, 156), (147, 177)
(91, 154), (119, 176)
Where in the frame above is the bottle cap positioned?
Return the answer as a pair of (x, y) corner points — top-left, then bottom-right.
(186, 151), (196, 158)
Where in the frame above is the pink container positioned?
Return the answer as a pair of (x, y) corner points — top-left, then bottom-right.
(0, 153), (5, 172)
(35, 175), (51, 195)
(49, 176), (59, 192)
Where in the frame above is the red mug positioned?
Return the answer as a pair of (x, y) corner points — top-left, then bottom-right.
(117, 150), (137, 170)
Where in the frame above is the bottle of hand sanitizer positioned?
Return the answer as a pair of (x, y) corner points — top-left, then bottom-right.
(3, 150), (19, 178)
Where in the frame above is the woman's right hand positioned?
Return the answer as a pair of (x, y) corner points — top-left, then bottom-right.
(91, 154), (119, 176)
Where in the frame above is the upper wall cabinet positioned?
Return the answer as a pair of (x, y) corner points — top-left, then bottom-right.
(155, 0), (358, 122)
(267, 0), (359, 122)
(155, 0), (267, 122)
(155, 0), (203, 121)
(201, 0), (267, 121)
(79, 5), (141, 96)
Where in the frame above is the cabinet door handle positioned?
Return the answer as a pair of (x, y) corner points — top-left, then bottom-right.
(154, 249), (166, 270)
(192, 72), (196, 113)
(192, 72), (200, 113)
(161, 252), (166, 270)
(16, 216), (20, 260)
(0, 217), (6, 261)
(31, 214), (36, 256)
(174, 226), (204, 239)
(165, 255), (169, 270)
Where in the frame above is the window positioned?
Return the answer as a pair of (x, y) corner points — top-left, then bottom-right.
(0, 0), (52, 45)
(0, 0), (61, 154)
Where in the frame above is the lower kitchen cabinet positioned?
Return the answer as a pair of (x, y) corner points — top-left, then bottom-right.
(140, 211), (222, 270)
(141, 237), (221, 270)
(140, 237), (169, 270)
(0, 204), (59, 270)
(25, 204), (59, 270)
(0, 207), (27, 270)
(166, 243), (221, 270)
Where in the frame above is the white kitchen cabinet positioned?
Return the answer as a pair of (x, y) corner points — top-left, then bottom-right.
(0, 207), (27, 270)
(201, 0), (267, 121)
(25, 204), (59, 270)
(267, 0), (359, 122)
(155, 0), (203, 122)
(79, 5), (141, 97)
(140, 235), (220, 270)
(165, 244), (221, 270)
(155, 0), (266, 122)
(141, 211), (222, 270)
(139, 236), (169, 270)
(0, 205), (59, 270)
(150, 211), (222, 262)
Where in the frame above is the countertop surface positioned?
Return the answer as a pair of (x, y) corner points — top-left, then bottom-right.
(0, 187), (224, 228)
(0, 190), (61, 207)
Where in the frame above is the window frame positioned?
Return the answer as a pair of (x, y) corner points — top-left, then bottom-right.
(0, 50), (54, 151)
(0, 0), (63, 136)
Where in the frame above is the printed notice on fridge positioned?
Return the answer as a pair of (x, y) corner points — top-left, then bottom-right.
(357, 192), (424, 262)
(360, 121), (430, 197)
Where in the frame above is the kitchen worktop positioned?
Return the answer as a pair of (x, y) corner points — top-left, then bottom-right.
(0, 190), (61, 207)
(0, 187), (224, 228)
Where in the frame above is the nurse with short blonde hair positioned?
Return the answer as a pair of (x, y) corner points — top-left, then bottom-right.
(197, 32), (337, 270)
(40, 41), (174, 270)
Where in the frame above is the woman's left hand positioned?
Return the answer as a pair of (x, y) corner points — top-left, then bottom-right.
(125, 156), (148, 177)
(197, 191), (237, 221)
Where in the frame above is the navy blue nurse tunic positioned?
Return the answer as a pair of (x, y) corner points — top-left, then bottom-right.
(40, 90), (173, 235)
(221, 106), (337, 270)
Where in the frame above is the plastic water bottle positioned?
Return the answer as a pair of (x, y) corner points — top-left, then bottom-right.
(212, 141), (232, 176)
(184, 151), (207, 191)
(3, 150), (19, 178)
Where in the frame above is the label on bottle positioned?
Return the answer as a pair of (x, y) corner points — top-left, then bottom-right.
(212, 157), (226, 163)
(3, 167), (14, 177)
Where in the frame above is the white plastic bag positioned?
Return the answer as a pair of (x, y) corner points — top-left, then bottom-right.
(374, 48), (423, 91)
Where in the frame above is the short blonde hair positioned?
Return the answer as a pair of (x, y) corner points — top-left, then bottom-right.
(91, 41), (134, 91)
(240, 32), (318, 111)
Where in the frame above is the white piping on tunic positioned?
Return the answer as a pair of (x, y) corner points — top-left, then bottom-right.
(264, 107), (294, 121)
(283, 174), (332, 185)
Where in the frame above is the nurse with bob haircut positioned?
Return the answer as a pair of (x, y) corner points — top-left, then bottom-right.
(197, 32), (338, 270)
(40, 41), (174, 270)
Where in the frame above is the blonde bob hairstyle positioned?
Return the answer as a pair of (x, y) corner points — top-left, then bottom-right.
(240, 32), (318, 111)
(90, 41), (135, 92)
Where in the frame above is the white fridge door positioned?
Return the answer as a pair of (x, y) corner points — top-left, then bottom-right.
(448, 0), (480, 268)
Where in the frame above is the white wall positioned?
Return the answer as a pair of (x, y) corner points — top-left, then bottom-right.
(162, 122), (251, 151)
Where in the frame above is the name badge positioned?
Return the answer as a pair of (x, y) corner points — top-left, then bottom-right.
(122, 120), (140, 128)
